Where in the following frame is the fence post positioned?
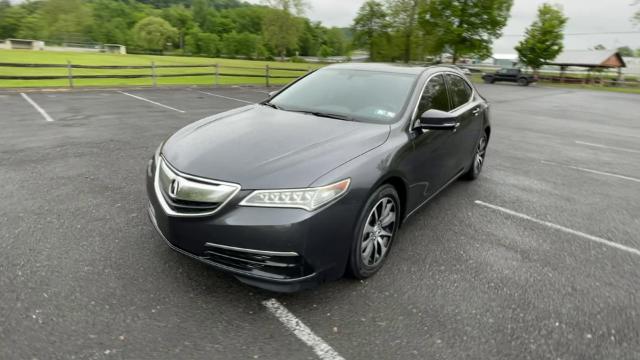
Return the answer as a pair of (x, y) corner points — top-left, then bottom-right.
(214, 63), (219, 87)
(265, 64), (270, 88)
(66, 60), (74, 88)
(151, 61), (157, 87)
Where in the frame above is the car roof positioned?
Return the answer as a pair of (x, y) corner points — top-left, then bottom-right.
(322, 63), (464, 77)
(322, 63), (428, 75)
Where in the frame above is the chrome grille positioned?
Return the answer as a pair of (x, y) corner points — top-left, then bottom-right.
(154, 157), (241, 217)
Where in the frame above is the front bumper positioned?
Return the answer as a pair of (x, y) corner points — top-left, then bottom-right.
(145, 160), (359, 292)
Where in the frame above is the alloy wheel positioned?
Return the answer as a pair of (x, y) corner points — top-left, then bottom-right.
(361, 197), (397, 267)
(474, 135), (487, 174)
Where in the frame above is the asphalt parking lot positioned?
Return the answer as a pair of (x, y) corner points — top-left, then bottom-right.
(1, 82), (640, 360)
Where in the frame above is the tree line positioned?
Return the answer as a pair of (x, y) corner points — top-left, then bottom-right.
(351, 0), (513, 63)
(2, 0), (634, 65)
(0, 0), (517, 63)
(0, 0), (349, 59)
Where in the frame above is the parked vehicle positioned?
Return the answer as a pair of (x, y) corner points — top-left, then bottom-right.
(482, 68), (537, 86)
(146, 63), (491, 292)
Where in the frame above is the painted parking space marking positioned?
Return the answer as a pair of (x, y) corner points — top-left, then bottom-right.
(475, 200), (640, 257)
(232, 85), (271, 94)
(20, 93), (54, 122)
(118, 91), (186, 113)
(541, 160), (640, 184)
(575, 140), (640, 155)
(262, 299), (345, 360)
(197, 90), (255, 104)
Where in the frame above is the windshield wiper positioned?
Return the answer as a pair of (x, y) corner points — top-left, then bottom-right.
(297, 111), (353, 121)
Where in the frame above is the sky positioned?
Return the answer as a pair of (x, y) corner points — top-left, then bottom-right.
(247, 0), (640, 53)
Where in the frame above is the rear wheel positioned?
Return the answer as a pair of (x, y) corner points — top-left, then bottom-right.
(348, 185), (400, 279)
(484, 77), (494, 84)
(463, 132), (488, 180)
(518, 77), (529, 86)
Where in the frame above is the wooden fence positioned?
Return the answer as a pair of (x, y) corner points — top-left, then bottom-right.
(0, 62), (312, 88)
(466, 65), (640, 89)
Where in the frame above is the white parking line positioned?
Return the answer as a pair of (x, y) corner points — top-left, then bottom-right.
(541, 160), (640, 184)
(233, 85), (271, 94)
(575, 141), (640, 154)
(118, 91), (185, 113)
(198, 90), (255, 104)
(262, 299), (345, 360)
(475, 200), (640, 257)
(20, 93), (54, 122)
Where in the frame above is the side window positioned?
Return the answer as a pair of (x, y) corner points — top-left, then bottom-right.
(417, 74), (450, 116)
(446, 74), (473, 109)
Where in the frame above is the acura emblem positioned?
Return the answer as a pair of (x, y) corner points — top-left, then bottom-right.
(169, 178), (180, 198)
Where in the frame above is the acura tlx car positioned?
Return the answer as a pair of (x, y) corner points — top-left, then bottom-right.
(146, 63), (490, 292)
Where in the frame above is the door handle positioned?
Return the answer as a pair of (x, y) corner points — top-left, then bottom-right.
(471, 108), (481, 116)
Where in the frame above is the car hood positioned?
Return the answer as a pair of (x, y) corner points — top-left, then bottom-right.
(162, 105), (390, 189)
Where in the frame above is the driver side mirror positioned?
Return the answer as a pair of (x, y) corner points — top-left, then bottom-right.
(418, 109), (459, 131)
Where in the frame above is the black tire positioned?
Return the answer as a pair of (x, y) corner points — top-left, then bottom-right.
(483, 77), (493, 84)
(518, 77), (529, 86)
(347, 184), (400, 279)
(463, 132), (488, 180)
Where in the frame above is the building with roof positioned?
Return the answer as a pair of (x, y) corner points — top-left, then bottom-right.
(547, 50), (626, 77)
(479, 53), (519, 67)
(4, 39), (45, 51)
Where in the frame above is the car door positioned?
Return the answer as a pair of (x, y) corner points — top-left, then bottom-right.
(404, 73), (457, 211)
(444, 73), (484, 172)
(494, 69), (507, 81)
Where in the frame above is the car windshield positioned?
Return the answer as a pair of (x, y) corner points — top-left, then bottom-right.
(268, 68), (417, 124)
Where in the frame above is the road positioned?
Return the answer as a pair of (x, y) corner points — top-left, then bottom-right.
(1, 83), (639, 359)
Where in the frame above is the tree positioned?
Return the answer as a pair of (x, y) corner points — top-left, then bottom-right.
(262, 7), (301, 58)
(387, 0), (422, 63)
(261, 0), (308, 15)
(185, 30), (220, 56)
(318, 44), (332, 58)
(298, 19), (323, 56)
(90, 0), (150, 46)
(636, 48), (640, 57)
(222, 31), (260, 58)
(133, 16), (178, 52)
(515, 3), (567, 70)
(325, 27), (346, 55)
(421, 0), (513, 63)
(162, 5), (195, 51)
(352, 0), (390, 61)
(17, 13), (46, 40)
(35, 0), (93, 43)
(0, 2), (27, 39)
(617, 46), (633, 57)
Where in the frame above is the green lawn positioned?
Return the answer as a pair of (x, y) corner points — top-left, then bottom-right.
(0, 50), (322, 88)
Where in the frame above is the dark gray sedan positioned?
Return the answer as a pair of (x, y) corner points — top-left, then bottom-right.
(146, 63), (490, 292)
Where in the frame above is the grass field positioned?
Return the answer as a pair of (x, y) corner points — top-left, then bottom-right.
(0, 50), (323, 88)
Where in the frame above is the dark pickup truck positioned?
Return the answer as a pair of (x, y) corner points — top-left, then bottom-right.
(482, 68), (537, 86)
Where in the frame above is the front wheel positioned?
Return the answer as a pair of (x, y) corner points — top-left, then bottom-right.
(518, 77), (529, 86)
(348, 185), (400, 279)
(463, 132), (488, 180)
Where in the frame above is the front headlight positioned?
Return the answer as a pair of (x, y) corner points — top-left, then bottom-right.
(239, 179), (351, 211)
(148, 141), (164, 177)
(154, 141), (164, 165)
